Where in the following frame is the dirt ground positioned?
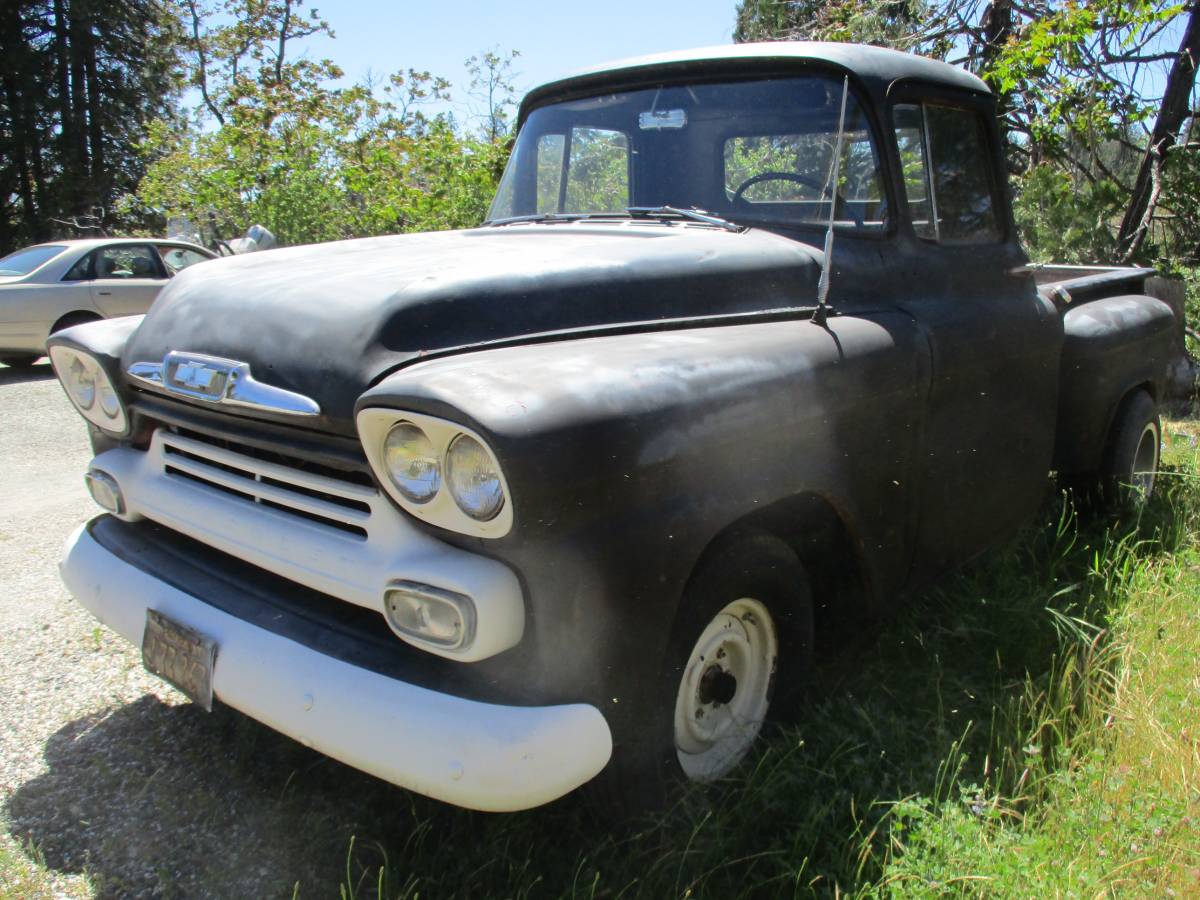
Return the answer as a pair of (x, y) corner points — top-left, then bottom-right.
(0, 361), (428, 899)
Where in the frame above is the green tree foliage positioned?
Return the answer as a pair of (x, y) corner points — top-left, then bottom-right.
(136, 1), (513, 248)
(733, 0), (1200, 268)
(0, 0), (183, 254)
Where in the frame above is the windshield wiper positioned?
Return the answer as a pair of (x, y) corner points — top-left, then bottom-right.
(625, 206), (741, 232)
(484, 213), (589, 227)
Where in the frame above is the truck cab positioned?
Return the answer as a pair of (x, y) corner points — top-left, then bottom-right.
(48, 42), (1176, 811)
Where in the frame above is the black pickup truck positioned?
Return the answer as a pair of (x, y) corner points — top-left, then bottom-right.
(49, 42), (1177, 812)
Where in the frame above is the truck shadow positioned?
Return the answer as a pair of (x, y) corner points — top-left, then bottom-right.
(4, 472), (1195, 898)
(0, 360), (54, 386)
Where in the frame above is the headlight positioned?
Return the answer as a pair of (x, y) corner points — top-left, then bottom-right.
(447, 434), (505, 520)
(383, 422), (440, 503)
(49, 345), (128, 434)
(357, 408), (513, 538)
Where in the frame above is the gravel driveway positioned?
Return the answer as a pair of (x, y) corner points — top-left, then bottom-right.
(0, 361), (442, 899)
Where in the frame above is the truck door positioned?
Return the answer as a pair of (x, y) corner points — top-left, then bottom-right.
(889, 95), (1063, 581)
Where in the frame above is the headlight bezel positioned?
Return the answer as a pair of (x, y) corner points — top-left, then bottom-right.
(48, 344), (129, 435)
(357, 408), (513, 538)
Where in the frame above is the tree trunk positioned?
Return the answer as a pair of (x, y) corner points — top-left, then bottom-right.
(1117, 2), (1200, 261)
(82, 8), (105, 202)
(68, 0), (91, 211)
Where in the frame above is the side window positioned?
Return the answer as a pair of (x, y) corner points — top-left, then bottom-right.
(892, 103), (1001, 243)
(63, 253), (94, 281)
(96, 244), (164, 279)
(564, 127), (629, 213)
(158, 246), (211, 275)
(536, 134), (565, 213)
(892, 105), (936, 239)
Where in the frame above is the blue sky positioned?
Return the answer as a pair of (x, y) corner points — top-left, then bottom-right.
(287, 1), (740, 117)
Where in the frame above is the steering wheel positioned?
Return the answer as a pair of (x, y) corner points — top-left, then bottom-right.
(730, 171), (862, 226)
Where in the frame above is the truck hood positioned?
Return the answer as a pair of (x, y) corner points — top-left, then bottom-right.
(125, 224), (821, 432)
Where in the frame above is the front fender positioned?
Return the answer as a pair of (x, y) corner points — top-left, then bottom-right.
(357, 312), (929, 699)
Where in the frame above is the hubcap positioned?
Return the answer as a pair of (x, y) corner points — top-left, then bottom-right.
(673, 598), (778, 781)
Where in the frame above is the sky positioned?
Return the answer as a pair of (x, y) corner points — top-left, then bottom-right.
(281, 0), (741, 118)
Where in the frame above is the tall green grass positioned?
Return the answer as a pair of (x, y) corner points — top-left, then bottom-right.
(336, 426), (1200, 900)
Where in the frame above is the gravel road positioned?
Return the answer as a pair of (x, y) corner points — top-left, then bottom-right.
(0, 361), (438, 899)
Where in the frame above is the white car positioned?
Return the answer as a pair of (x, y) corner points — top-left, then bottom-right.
(0, 238), (216, 367)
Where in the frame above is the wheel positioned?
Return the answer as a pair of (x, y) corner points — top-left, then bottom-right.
(1099, 390), (1161, 511)
(1, 354), (40, 368)
(50, 311), (101, 334)
(583, 532), (813, 818)
(666, 532), (814, 782)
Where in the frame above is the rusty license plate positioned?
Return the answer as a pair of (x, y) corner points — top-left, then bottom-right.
(142, 609), (217, 711)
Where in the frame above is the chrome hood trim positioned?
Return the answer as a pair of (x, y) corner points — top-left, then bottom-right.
(127, 351), (321, 417)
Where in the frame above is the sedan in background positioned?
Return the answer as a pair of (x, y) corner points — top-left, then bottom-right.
(0, 238), (216, 367)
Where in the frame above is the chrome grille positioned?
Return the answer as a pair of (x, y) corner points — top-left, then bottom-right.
(158, 430), (377, 539)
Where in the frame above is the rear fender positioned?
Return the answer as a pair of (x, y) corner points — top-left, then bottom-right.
(1054, 295), (1174, 475)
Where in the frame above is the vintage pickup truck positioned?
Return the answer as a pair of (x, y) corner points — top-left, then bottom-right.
(49, 42), (1177, 812)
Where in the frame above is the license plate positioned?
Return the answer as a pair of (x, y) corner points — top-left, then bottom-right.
(142, 609), (217, 711)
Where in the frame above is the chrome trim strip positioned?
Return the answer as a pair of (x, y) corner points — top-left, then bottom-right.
(126, 352), (320, 417)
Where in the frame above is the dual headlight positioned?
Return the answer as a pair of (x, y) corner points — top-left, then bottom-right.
(358, 408), (513, 538)
(48, 345), (128, 435)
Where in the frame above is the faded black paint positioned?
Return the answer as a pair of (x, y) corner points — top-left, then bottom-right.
(49, 44), (1178, 747)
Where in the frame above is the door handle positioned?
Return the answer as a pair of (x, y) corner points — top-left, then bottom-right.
(97, 291), (112, 296)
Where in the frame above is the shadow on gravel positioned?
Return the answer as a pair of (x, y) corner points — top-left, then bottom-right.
(5, 692), (590, 899)
(4, 695), (402, 898)
(0, 360), (54, 386)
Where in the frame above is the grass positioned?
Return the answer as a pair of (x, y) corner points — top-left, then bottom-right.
(333, 420), (1200, 899)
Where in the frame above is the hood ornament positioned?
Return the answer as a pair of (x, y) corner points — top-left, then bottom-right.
(128, 352), (321, 417)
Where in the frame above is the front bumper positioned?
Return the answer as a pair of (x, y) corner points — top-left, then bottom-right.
(60, 519), (613, 812)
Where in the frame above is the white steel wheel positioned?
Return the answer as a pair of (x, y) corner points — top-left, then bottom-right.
(673, 597), (778, 782)
(1129, 420), (1160, 502)
(1101, 390), (1162, 512)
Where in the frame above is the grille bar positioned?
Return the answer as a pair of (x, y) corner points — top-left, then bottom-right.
(157, 430), (378, 538)
(161, 432), (376, 502)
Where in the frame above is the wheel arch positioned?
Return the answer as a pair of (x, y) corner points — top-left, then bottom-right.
(50, 309), (103, 335)
(684, 491), (869, 636)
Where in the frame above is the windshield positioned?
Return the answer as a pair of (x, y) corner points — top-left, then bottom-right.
(488, 76), (886, 232)
(0, 244), (67, 277)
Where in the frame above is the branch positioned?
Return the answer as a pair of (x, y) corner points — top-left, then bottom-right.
(186, 0), (223, 126)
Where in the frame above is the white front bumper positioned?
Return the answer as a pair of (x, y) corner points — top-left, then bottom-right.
(61, 520), (613, 812)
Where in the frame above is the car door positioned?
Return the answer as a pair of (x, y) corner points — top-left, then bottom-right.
(88, 244), (169, 317)
(888, 91), (1064, 582)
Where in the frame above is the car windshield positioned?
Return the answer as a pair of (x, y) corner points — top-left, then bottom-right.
(0, 244), (67, 276)
(488, 76), (886, 232)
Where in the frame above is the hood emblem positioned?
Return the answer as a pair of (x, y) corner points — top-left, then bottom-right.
(127, 352), (321, 417)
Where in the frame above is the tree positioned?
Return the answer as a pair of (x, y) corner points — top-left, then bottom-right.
(138, 0), (514, 246)
(0, 0), (183, 254)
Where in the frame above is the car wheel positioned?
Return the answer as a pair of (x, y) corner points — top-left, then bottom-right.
(665, 532), (814, 782)
(1100, 390), (1161, 511)
(49, 311), (101, 334)
(0, 355), (40, 368)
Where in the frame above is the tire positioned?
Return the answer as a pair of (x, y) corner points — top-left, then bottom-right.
(49, 311), (101, 334)
(1098, 390), (1161, 512)
(0, 355), (40, 368)
(588, 531), (814, 817)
